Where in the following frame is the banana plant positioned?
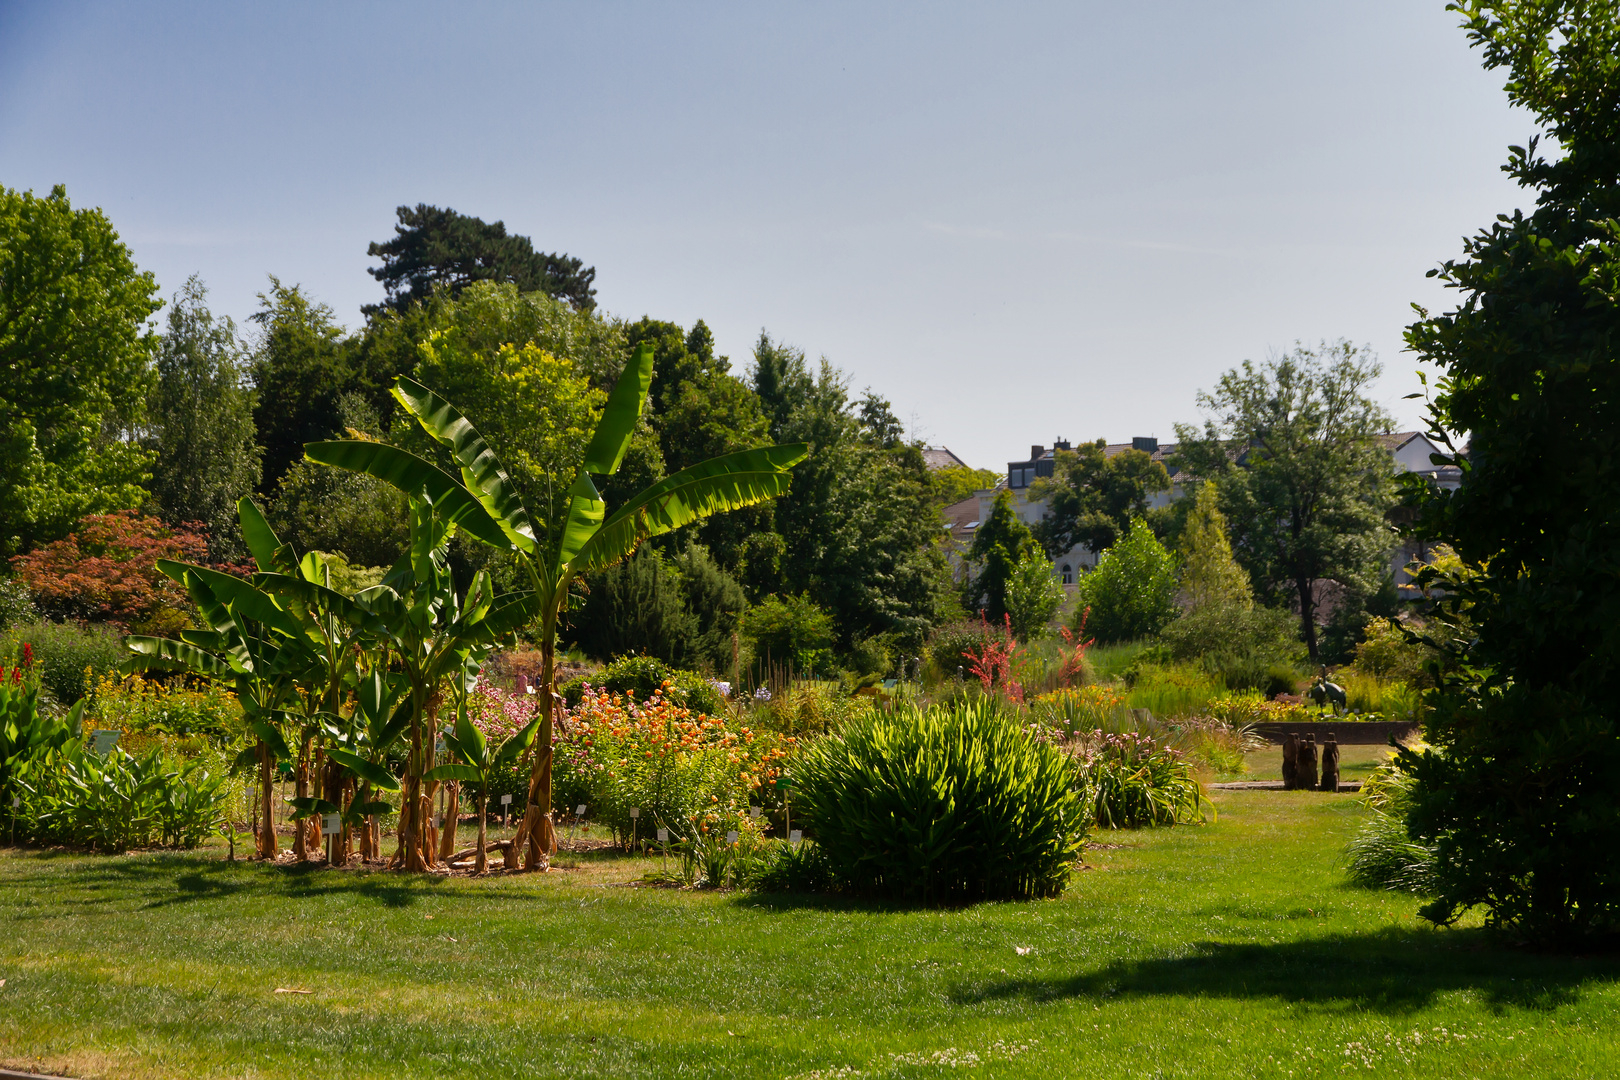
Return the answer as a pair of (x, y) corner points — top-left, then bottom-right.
(306, 342), (807, 867)
(346, 496), (534, 871)
(425, 702), (539, 873)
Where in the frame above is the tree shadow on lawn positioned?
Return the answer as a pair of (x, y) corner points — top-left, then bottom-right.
(950, 926), (1620, 1016)
(2, 850), (540, 912)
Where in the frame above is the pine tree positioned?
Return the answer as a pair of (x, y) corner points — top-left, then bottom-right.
(1177, 481), (1251, 611)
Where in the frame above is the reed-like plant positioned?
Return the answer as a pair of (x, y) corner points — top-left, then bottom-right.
(794, 699), (1087, 904)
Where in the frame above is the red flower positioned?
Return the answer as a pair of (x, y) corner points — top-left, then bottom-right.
(21, 643), (33, 669)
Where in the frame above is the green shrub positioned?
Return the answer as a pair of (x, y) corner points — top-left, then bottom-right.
(1084, 732), (1211, 829)
(1158, 601), (1301, 693)
(1076, 520), (1178, 644)
(2, 620), (127, 706)
(0, 579), (32, 630)
(926, 620), (993, 682)
(794, 699), (1087, 903)
(1351, 618), (1436, 687)
(1346, 758), (1437, 894)
(20, 743), (228, 852)
(750, 838), (834, 893)
(1125, 663), (1226, 719)
(741, 593), (835, 677)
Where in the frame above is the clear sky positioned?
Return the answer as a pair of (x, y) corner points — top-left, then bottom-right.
(0, 1), (1531, 470)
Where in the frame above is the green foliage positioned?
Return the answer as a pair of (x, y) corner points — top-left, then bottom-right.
(568, 547), (696, 664)
(1030, 440), (1170, 557)
(1159, 603), (1302, 694)
(673, 544), (747, 673)
(1, 675), (79, 818)
(18, 742), (227, 852)
(1350, 617), (1437, 687)
(1076, 520), (1179, 644)
(1176, 481), (1251, 611)
(267, 456), (410, 570)
(740, 593), (835, 676)
(1173, 341), (1396, 662)
(364, 203), (596, 315)
(0, 183), (160, 557)
(2, 620), (127, 706)
(964, 490), (1039, 623)
(930, 465), (999, 508)
(926, 620), (994, 682)
(0, 579), (31, 631)
(143, 276), (261, 561)
(750, 838), (834, 893)
(1346, 758), (1438, 894)
(794, 699), (1087, 903)
(1398, 1), (1620, 944)
(87, 671), (243, 744)
(1005, 548), (1065, 643)
(752, 333), (952, 649)
(1084, 732), (1211, 829)
(1123, 663), (1228, 719)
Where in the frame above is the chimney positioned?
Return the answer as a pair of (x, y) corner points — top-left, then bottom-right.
(1030, 444), (1045, 461)
(1132, 437), (1159, 453)
(1054, 439), (1071, 451)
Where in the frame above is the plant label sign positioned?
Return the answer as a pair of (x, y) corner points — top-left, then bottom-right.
(433, 815), (443, 829)
(789, 829), (803, 846)
(749, 806), (761, 819)
(629, 807), (640, 819)
(575, 804), (586, 817)
(321, 814), (341, 836)
(500, 794), (513, 806)
(726, 830), (739, 844)
(90, 729), (119, 756)
(11, 796), (19, 809)
(656, 828), (669, 844)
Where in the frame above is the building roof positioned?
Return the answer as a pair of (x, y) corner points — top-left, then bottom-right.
(941, 494), (981, 547)
(921, 446), (970, 471)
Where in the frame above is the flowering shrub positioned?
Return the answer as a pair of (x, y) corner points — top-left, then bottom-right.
(556, 681), (792, 845)
(87, 672), (243, 744)
(1031, 685), (1128, 736)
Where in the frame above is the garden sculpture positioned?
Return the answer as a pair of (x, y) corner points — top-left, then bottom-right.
(1281, 732), (1299, 790)
(1320, 732), (1340, 792)
(1298, 734), (1319, 791)
(1308, 666), (1347, 714)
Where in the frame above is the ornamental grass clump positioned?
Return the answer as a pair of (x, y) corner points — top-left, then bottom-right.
(794, 699), (1086, 904)
(1083, 732), (1211, 829)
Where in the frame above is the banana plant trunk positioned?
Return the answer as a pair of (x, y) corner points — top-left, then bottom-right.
(257, 741), (278, 860)
(293, 739), (311, 860)
(438, 780), (460, 861)
(402, 721), (427, 872)
(515, 632), (559, 868)
(476, 793), (489, 874)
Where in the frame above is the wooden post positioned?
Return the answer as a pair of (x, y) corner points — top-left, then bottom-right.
(1298, 734), (1319, 792)
(1320, 732), (1340, 792)
(1281, 733), (1299, 790)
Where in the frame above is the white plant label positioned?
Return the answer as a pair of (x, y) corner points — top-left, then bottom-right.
(726, 830), (739, 844)
(575, 804), (586, 817)
(11, 796), (19, 808)
(500, 794), (513, 806)
(322, 814), (341, 836)
(90, 729), (119, 756)
(629, 807), (640, 819)
(656, 828), (669, 844)
(433, 815), (443, 829)
(789, 829), (803, 846)
(749, 806), (761, 819)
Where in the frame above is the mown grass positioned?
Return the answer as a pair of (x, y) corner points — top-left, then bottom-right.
(3, 791), (1618, 1079)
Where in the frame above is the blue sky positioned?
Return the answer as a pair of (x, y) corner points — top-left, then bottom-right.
(0, 2), (1530, 469)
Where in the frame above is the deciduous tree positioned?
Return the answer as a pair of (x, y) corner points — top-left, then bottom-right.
(0, 184), (160, 556)
(1030, 441), (1170, 557)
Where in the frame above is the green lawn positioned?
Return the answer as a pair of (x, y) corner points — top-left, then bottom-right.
(3, 792), (1617, 1079)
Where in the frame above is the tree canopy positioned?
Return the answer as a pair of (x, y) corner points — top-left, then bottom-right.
(365, 204), (596, 315)
(0, 184), (160, 556)
(1400, 0), (1620, 945)
(1030, 440), (1170, 557)
(1174, 341), (1395, 662)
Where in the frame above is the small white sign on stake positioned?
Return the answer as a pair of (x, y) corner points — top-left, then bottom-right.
(789, 829), (803, 846)
(748, 805), (761, 819)
(656, 827), (669, 844)
(322, 813), (341, 836)
(629, 807), (640, 819)
(575, 804), (586, 817)
(725, 830), (739, 844)
(500, 794), (513, 806)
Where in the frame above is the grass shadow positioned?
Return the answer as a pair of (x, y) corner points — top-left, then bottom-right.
(950, 926), (1620, 1015)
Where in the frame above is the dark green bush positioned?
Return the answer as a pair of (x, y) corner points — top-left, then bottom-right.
(1158, 602), (1301, 694)
(794, 700), (1087, 904)
(2, 620), (127, 706)
(1084, 732), (1211, 829)
(926, 620), (992, 681)
(750, 839), (834, 893)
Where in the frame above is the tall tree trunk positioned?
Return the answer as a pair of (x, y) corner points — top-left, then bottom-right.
(403, 721), (426, 872)
(257, 741), (278, 860)
(475, 793), (488, 874)
(1297, 576), (1320, 663)
(423, 780), (440, 869)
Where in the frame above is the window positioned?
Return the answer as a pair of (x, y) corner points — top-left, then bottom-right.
(1060, 564), (1072, 585)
